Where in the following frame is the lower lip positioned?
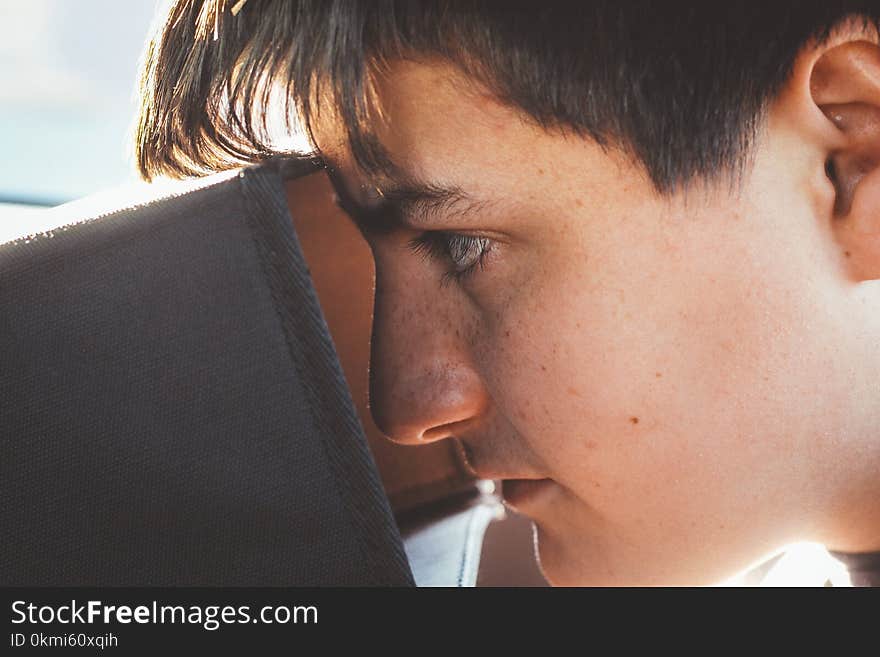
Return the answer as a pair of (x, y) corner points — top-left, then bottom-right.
(501, 478), (556, 513)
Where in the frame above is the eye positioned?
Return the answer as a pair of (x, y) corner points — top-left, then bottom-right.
(408, 231), (493, 285)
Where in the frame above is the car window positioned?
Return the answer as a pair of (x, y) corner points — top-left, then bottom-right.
(0, 0), (159, 206)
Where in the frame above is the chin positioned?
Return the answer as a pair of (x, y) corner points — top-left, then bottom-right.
(533, 522), (724, 587)
(532, 522), (620, 586)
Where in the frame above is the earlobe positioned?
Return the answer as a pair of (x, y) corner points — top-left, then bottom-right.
(810, 36), (880, 280)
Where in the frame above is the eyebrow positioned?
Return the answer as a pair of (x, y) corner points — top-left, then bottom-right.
(325, 166), (489, 233)
(379, 181), (484, 224)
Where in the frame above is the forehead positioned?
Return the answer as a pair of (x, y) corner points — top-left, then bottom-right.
(312, 59), (651, 207)
(313, 62), (507, 183)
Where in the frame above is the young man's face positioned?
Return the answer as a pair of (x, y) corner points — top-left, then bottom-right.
(315, 59), (872, 585)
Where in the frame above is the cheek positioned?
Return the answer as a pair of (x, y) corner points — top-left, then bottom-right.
(477, 269), (686, 502)
(474, 228), (818, 526)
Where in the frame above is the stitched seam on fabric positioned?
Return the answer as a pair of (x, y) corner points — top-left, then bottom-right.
(237, 169), (369, 583)
(3, 172), (240, 250)
(237, 165), (413, 585)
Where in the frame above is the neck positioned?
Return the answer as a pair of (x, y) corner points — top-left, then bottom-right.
(819, 368), (880, 553)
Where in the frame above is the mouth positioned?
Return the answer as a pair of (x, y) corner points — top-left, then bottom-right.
(454, 439), (555, 512)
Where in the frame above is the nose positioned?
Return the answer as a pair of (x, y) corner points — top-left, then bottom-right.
(368, 258), (489, 445)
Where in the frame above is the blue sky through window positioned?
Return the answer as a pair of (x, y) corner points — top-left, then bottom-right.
(0, 0), (159, 204)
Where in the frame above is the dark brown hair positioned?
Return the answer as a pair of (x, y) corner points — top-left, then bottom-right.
(135, 0), (879, 191)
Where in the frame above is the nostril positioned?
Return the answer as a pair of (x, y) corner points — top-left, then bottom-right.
(420, 426), (452, 443)
(421, 418), (474, 444)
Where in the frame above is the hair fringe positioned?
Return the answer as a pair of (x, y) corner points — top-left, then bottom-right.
(135, 1), (880, 190)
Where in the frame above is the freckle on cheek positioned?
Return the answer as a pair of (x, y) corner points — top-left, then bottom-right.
(655, 372), (662, 378)
(566, 387), (581, 397)
(630, 416), (639, 425)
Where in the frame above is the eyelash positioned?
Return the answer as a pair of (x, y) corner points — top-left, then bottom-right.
(408, 232), (492, 286)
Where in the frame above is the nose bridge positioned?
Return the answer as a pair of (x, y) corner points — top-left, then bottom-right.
(368, 261), (486, 445)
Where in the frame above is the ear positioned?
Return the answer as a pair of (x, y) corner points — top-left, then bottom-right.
(808, 28), (880, 280)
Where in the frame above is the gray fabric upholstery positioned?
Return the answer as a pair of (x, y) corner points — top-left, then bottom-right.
(0, 159), (414, 586)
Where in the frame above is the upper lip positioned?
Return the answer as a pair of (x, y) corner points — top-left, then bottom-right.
(455, 438), (547, 481)
(473, 470), (547, 481)
(467, 464), (548, 482)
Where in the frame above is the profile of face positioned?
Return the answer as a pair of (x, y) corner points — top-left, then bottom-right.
(314, 30), (880, 585)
